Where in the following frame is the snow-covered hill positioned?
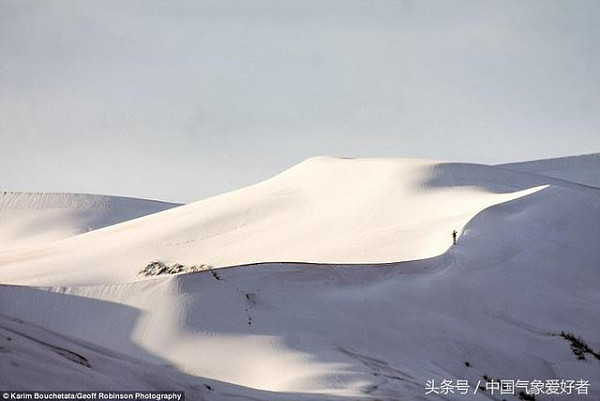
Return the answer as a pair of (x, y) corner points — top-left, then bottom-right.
(1, 156), (599, 400)
(499, 153), (600, 188)
(0, 158), (547, 286)
(0, 192), (179, 252)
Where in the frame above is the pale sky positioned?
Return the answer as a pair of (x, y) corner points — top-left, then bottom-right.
(1, 0), (599, 202)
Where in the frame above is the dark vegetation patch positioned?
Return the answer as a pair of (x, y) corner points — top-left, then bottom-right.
(558, 331), (600, 361)
(139, 261), (213, 277)
(519, 391), (536, 400)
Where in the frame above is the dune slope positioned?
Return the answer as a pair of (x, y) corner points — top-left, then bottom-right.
(0, 158), (549, 286)
(0, 192), (179, 252)
(499, 153), (600, 188)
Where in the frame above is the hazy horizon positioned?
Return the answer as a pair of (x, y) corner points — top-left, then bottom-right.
(2, 0), (599, 202)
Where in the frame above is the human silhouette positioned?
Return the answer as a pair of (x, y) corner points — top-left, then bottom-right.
(452, 230), (457, 245)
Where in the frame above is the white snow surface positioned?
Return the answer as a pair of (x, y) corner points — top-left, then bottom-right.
(0, 157), (547, 286)
(1, 156), (599, 400)
(0, 192), (178, 252)
(499, 153), (600, 188)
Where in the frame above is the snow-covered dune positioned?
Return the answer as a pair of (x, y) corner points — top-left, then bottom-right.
(0, 158), (547, 286)
(498, 153), (600, 188)
(0, 192), (179, 252)
(1, 157), (599, 400)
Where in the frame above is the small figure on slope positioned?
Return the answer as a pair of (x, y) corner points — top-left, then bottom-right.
(452, 230), (458, 245)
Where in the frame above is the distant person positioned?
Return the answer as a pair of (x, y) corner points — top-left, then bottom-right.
(452, 230), (457, 245)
